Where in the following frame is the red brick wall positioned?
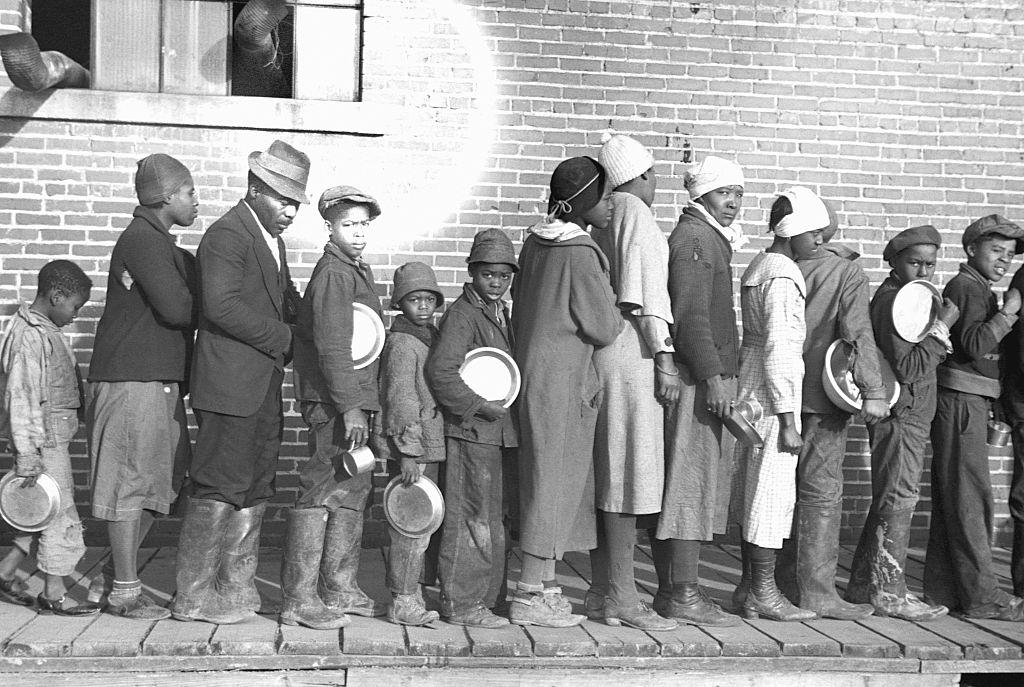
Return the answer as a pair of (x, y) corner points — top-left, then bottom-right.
(0, 0), (1022, 546)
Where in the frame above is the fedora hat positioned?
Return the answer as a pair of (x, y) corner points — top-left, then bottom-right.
(248, 140), (311, 204)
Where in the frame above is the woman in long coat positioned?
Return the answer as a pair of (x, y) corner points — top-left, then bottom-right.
(510, 156), (623, 628)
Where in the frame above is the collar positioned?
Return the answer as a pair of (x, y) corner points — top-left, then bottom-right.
(132, 205), (174, 239)
(242, 199), (275, 238)
(463, 283), (507, 313)
(391, 313), (438, 348)
(323, 241), (369, 271)
(686, 201), (748, 252)
(19, 304), (59, 332)
(958, 262), (992, 288)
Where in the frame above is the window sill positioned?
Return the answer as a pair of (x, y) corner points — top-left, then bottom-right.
(0, 87), (393, 136)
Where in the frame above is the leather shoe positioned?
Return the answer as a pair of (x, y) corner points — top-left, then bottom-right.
(37, 594), (101, 616)
(0, 575), (34, 606)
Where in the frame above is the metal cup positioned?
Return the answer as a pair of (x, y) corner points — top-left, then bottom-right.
(341, 444), (376, 477)
(987, 420), (1011, 448)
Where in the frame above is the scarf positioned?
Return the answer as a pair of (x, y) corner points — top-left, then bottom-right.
(688, 200), (748, 252)
(390, 313), (437, 349)
(527, 217), (589, 242)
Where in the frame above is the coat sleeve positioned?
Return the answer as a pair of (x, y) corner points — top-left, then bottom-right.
(945, 279), (1015, 362)
(425, 308), (486, 423)
(871, 288), (947, 384)
(569, 247), (623, 346)
(199, 226), (291, 358)
(380, 338), (425, 457)
(309, 268), (364, 415)
(1, 330), (46, 456)
(761, 278), (802, 415)
(839, 265), (887, 401)
(123, 231), (194, 329)
(667, 227), (722, 380)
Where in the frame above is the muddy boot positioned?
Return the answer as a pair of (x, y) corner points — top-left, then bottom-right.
(845, 511), (877, 605)
(171, 498), (253, 624)
(864, 509), (947, 621)
(389, 591), (439, 626)
(320, 507), (385, 617)
(732, 540), (752, 613)
(509, 582), (584, 627)
(795, 506), (873, 620)
(658, 582), (742, 626)
(743, 544), (816, 621)
(218, 502), (265, 614)
(281, 508), (349, 630)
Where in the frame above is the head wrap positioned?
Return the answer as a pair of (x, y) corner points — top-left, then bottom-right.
(599, 133), (654, 189)
(685, 156), (744, 200)
(467, 228), (519, 271)
(547, 156), (605, 219)
(883, 225), (942, 263)
(772, 186), (830, 238)
(962, 214), (1024, 254)
(135, 153), (192, 205)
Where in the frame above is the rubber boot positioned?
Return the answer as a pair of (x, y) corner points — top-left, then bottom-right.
(281, 508), (349, 629)
(1013, 521), (1024, 598)
(171, 498), (253, 624)
(850, 509), (946, 621)
(795, 506), (873, 620)
(320, 507), (385, 617)
(732, 540), (751, 613)
(845, 510), (878, 605)
(742, 544), (816, 621)
(218, 502), (266, 614)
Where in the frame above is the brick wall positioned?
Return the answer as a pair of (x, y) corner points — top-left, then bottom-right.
(0, 0), (1022, 547)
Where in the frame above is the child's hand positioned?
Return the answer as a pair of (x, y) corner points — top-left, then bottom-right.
(15, 452), (43, 486)
(1003, 288), (1022, 316)
(477, 401), (508, 421)
(938, 298), (960, 327)
(343, 408), (369, 447)
(860, 398), (889, 424)
(399, 457), (421, 486)
(779, 425), (802, 454)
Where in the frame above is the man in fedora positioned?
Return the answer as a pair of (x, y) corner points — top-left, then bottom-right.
(171, 140), (308, 625)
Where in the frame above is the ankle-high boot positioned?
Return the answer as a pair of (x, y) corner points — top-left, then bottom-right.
(172, 497), (253, 624)
(774, 510), (799, 603)
(281, 508), (349, 629)
(743, 544), (816, 621)
(218, 502), (266, 614)
(795, 506), (873, 620)
(732, 540), (751, 613)
(320, 507), (385, 617)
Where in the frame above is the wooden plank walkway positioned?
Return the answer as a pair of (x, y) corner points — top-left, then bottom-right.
(0, 541), (1020, 685)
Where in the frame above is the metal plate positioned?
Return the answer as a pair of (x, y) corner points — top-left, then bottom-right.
(383, 475), (444, 539)
(352, 302), (386, 370)
(892, 279), (942, 343)
(0, 471), (61, 533)
(459, 347), (521, 408)
(822, 339), (901, 414)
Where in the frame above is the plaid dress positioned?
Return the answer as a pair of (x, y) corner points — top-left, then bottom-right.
(732, 252), (806, 549)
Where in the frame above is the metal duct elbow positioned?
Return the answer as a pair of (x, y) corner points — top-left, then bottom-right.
(0, 32), (89, 92)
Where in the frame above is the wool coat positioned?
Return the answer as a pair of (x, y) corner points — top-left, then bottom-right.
(512, 231), (622, 558)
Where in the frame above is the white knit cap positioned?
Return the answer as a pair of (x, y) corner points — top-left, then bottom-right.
(773, 186), (830, 238)
(599, 133), (655, 189)
(685, 156), (744, 200)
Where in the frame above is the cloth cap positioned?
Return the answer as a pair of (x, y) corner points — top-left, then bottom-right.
(135, 153), (192, 205)
(318, 185), (381, 221)
(883, 224), (942, 262)
(391, 261), (443, 308)
(247, 139), (311, 204)
(772, 186), (830, 238)
(599, 133), (654, 189)
(685, 156), (744, 200)
(962, 214), (1024, 254)
(467, 228), (518, 271)
(548, 156), (605, 218)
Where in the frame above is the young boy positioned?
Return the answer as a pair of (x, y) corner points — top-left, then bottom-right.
(88, 153), (198, 620)
(0, 260), (99, 615)
(425, 228), (518, 629)
(285, 186), (386, 629)
(927, 214), (1024, 620)
(845, 225), (957, 621)
(379, 261), (445, 626)
(1002, 246), (1024, 597)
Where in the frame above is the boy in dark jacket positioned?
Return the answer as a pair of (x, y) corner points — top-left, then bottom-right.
(927, 215), (1024, 620)
(425, 228), (519, 629)
(285, 186), (385, 629)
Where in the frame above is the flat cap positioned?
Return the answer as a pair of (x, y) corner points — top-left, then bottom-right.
(318, 185), (381, 220)
(963, 214), (1024, 254)
(883, 224), (942, 263)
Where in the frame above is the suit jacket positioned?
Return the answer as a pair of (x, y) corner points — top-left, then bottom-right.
(190, 200), (299, 417)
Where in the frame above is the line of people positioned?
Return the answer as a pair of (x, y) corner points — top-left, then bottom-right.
(1, 134), (1023, 630)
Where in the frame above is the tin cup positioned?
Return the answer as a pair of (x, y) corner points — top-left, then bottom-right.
(987, 420), (1012, 448)
(341, 444), (376, 477)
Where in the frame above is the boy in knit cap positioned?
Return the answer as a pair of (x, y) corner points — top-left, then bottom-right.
(426, 228), (519, 628)
(0, 260), (98, 615)
(588, 133), (677, 631)
(926, 215), (1024, 620)
(845, 225), (958, 621)
(379, 261), (445, 626)
(88, 153), (198, 620)
(285, 186), (386, 629)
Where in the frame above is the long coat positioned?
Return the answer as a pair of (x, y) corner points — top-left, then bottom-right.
(190, 200), (298, 417)
(512, 231), (622, 558)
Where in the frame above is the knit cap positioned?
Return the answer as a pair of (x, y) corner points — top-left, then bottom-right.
(135, 153), (192, 205)
(467, 228), (518, 271)
(685, 156), (744, 200)
(391, 261), (443, 307)
(599, 133), (654, 189)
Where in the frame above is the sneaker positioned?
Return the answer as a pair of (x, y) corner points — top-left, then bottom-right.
(445, 603), (510, 628)
(107, 592), (172, 621)
(509, 590), (585, 628)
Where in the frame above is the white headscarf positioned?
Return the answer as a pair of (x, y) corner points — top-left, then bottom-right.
(685, 156), (744, 200)
(773, 186), (830, 238)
